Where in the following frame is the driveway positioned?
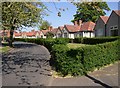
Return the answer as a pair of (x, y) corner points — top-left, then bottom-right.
(2, 42), (52, 86)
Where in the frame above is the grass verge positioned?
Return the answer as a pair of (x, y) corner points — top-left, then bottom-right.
(0, 46), (11, 53)
(67, 43), (90, 49)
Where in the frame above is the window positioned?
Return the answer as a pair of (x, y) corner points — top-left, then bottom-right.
(110, 26), (114, 30)
(41, 35), (43, 38)
(64, 33), (68, 38)
(110, 25), (118, 36)
(114, 25), (118, 29)
(58, 33), (61, 38)
(111, 29), (118, 36)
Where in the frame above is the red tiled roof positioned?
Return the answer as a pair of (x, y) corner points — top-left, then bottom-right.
(80, 21), (95, 31)
(14, 32), (22, 36)
(41, 30), (49, 35)
(64, 25), (80, 33)
(58, 26), (64, 30)
(100, 16), (109, 24)
(113, 10), (120, 16)
(50, 28), (58, 34)
(26, 31), (39, 37)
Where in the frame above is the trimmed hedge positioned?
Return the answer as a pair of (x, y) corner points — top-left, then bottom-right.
(74, 36), (119, 44)
(14, 38), (69, 51)
(52, 40), (119, 76)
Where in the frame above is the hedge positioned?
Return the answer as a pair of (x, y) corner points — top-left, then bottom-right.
(74, 36), (119, 44)
(52, 40), (119, 76)
(14, 38), (69, 51)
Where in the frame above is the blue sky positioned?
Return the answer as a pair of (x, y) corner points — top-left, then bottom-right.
(22, 2), (119, 31)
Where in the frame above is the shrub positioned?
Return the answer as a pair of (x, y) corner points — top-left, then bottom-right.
(54, 38), (69, 45)
(73, 36), (119, 44)
(14, 38), (69, 52)
(52, 40), (119, 76)
(73, 37), (83, 43)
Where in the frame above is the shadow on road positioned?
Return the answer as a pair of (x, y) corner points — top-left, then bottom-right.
(2, 43), (51, 86)
(13, 42), (37, 48)
(85, 74), (112, 88)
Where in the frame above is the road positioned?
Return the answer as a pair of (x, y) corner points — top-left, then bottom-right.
(2, 42), (52, 86)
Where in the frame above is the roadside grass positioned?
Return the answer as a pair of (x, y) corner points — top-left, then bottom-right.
(0, 46), (11, 53)
(67, 43), (90, 49)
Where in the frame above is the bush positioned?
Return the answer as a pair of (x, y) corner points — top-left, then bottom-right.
(52, 40), (119, 76)
(14, 38), (69, 52)
(74, 36), (119, 44)
(54, 38), (69, 45)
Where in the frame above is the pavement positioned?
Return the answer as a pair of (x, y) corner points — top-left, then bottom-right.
(50, 62), (119, 87)
(1, 42), (119, 87)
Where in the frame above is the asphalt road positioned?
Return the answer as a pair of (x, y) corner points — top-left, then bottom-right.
(2, 42), (52, 86)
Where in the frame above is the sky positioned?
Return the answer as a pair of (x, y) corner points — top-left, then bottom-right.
(22, 1), (119, 31)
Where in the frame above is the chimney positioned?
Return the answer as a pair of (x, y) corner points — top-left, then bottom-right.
(74, 20), (78, 26)
(31, 30), (35, 32)
(74, 20), (82, 26)
(48, 26), (53, 31)
(78, 20), (82, 26)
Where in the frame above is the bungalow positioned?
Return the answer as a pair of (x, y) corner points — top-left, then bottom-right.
(25, 30), (40, 38)
(62, 20), (81, 39)
(0, 30), (10, 38)
(41, 30), (49, 38)
(13, 31), (22, 38)
(49, 28), (58, 38)
(79, 21), (95, 38)
(106, 10), (120, 36)
(22, 32), (27, 38)
(94, 16), (109, 37)
(56, 26), (63, 38)
(62, 25), (80, 39)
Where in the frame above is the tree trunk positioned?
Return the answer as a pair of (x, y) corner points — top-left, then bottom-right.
(2, 29), (5, 42)
(9, 26), (14, 47)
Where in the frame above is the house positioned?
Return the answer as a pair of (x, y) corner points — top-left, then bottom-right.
(49, 28), (58, 38)
(22, 32), (27, 38)
(41, 30), (49, 38)
(13, 31), (22, 38)
(56, 26), (63, 38)
(94, 16), (109, 37)
(79, 21), (95, 38)
(106, 10), (120, 36)
(0, 30), (10, 38)
(25, 30), (40, 38)
(62, 20), (81, 39)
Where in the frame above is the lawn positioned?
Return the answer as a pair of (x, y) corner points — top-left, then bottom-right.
(0, 46), (11, 53)
(67, 43), (89, 49)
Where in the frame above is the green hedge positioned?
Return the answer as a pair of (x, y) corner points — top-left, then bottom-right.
(52, 40), (119, 76)
(74, 36), (119, 44)
(14, 38), (69, 51)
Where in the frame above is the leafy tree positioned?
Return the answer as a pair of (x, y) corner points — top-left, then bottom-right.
(2, 2), (47, 47)
(46, 32), (54, 38)
(39, 20), (51, 30)
(72, 2), (110, 22)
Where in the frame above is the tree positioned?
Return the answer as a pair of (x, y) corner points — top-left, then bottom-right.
(46, 32), (54, 38)
(72, 2), (110, 22)
(2, 2), (47, 47)
(39, 20), (51, 30)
